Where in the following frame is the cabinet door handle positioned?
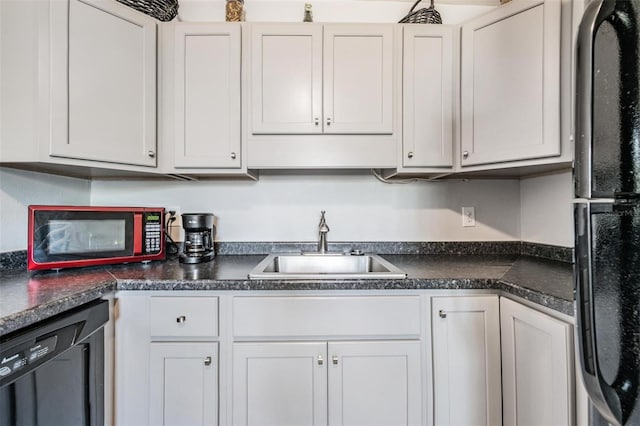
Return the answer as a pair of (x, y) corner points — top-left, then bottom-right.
(204, 356), (212, 366)
(407, 152), (414, 159)
(231, 152), (237, 160)
(439, 310), (447, 319)
(176, 315), (186, 323)
(332, 356), (339, 365)
(148, 150), (156, 158)
(318, 355), (324, 366)
(462, 151), (469, 159)
(326, 117), (332, 126)
(314, 117), (319, 126)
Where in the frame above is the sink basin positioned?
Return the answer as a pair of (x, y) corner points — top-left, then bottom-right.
(248, 253), (407, 280)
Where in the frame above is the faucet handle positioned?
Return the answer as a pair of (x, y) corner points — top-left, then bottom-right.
(319, 211), (329, 232)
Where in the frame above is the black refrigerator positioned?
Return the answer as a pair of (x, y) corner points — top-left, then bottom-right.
(574, 0), (640, 425)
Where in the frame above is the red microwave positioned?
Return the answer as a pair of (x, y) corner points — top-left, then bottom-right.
(28, 205), (165, 271)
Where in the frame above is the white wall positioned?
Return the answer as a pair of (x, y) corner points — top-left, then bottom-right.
(0, 168), (90, 252)
(520, 170), (573, 247)
(91, 172), (521, 242)
(177, 0), (496, 24)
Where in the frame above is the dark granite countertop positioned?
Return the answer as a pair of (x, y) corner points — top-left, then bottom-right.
(0, 253), (574, 337)
(0, 267), (116, 338)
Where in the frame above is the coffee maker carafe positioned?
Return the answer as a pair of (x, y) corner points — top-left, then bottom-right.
(180, 213), (215, 264)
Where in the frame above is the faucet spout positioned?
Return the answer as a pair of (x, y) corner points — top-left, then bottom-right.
(318, 211), (330, 253)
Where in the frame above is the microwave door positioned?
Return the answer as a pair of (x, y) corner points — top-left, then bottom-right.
(575, 202), (640, 425)
(575, 0), (640, 200)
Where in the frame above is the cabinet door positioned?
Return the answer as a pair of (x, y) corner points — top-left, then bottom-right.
(432, 296), (501, 426)
(328, 341), (422, 426)
(50, 0), (157, 166)
(402, 25), (454, 168)
(149, 342), (218, 426)
(323, 24), (394, 134)
(250, 24), (323, 134)
(174, 23), (241, 169)
(232, 342), (328, 426)
(460, 0), (561, 166)
(500, 297), (573, 426)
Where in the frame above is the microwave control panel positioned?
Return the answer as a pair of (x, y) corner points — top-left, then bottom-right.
(143, 212), (163, 254)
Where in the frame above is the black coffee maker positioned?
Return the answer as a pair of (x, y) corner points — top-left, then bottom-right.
(180, 213), (215, 264)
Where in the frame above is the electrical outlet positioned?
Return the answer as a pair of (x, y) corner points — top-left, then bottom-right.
(462, 207), (476, 227)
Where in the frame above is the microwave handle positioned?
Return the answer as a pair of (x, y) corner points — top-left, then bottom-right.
(134, 213), (143, 255)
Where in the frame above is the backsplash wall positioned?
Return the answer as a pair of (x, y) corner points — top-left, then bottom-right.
(520, 170), (573, 247)
(0, 168), (91, 252)
(91, 172), (521, 243)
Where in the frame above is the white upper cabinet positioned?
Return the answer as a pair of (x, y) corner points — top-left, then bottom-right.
(460, 0), (562, 167)
(250, 23), (394, 136)
(173, 23), (241, 169)
(246, 23), (399, 169)
(401, 25), (456, 170)
(251, 24), (323, 134)
(50, 0), (157, 167)
(323, 25), (394, 134)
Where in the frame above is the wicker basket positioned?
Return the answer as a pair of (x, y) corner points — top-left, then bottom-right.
(116, 0), (179, 22)
(398, 0), (442, 24)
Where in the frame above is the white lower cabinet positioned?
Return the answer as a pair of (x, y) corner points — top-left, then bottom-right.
(232, 342), (327, 426)
(150, 342), (219, 426)
(116, 292), (578, 426)
(327, 341), (422, 426)
(431, 295), (502, 426)
(232, 340), (421, 426)
(500, 297), (574, 426)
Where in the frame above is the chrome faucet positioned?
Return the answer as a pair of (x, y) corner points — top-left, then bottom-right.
(318, 211), (330, 254)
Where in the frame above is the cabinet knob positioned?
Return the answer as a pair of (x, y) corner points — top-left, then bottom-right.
(148, 150), (156, 158)
(318, 355), (324, 366)
(332, 356), (339, 365)
(407, 152), (414, 159)
(176, 315), (186, 323)
(439, 310), (447, 319)
(231, 152), (237, 160)
(204, 356), (212, 366)
(314, 118), (319, 126)
(326, 117), (332, 126)
(462, 151), (469, 159)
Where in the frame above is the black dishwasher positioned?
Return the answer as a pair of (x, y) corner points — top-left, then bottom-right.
(0, 300), (108, 425)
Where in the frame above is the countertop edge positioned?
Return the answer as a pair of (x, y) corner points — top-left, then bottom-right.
(1, 255), (575, 336)
(0, 281), (116, 337)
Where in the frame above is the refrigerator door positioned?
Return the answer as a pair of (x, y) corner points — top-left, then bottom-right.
(575, 202), (640, 425)
(575, 0), (640, 199)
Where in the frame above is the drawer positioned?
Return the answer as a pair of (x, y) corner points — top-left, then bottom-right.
(150, 297), (218, 338)
(233, 295), (421, 338)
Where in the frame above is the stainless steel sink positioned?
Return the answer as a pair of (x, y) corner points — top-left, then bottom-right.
(248, 253), (407, 280)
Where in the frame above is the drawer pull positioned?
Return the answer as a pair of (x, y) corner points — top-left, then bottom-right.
(176, 315), (187, 323)
(318, 355), (324, 366)
(204, 356), (212, 366)
(332, 356), (339, 365)
(439, 310), (447, 319)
